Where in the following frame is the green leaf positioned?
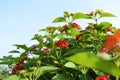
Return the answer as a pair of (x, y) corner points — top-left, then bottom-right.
(9, 50), (20, 53)
(14, 44), (29, 51)
(63, 48), (85, 57)
(0, 72), (6, 79)
(0, 55), (19, 64)
(34, 66), (58, 79)
(67, 52), (120, 76)
(100, 12), (116, 18)
(3, 75), (25, 80)
(31, 34), (43, 42)
(70, 28), (80, 36)
(39, 29), (46, 31)
(52, 74), (69, 80)
(100, 22), (112, 30)
(73, 12), (91, 20)
(52, 17), (66, 23)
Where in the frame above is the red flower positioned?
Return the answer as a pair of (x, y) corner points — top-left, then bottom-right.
(56, 40), (69, 48)
(41, 47), (49, 55)
(76, 34), (83, 40)
(59, 24), (68, 33)
(95, 74), (110, 80)
(71, 22), (82, 30)
(63, 24), (67, 29)
(100, 29), (120, 54)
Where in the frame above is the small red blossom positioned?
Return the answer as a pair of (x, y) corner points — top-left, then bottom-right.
(59, 24), (68, 33)
(63, 24), (67, 29)
(95, 74), (110, 80)
(71, 22), (82, 30)
(56, 40), (69, 48)
(41, 47), (49, 55)
(76, 34), (83, 40)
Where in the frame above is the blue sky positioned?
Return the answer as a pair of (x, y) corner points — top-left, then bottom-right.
(0, 0), (120, 57)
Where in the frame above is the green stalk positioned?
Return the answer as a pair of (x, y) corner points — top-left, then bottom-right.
(84, 73), (87, 80)
(116, 76), (119, 80)
(56, 48), (71, 79)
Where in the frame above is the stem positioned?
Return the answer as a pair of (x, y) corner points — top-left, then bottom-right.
(25, 77), (29, 80)
(84, 73), (87, 80)
(95, 19), (98, 24)
(116, 76), (119, 80)
(55, 49), (71, 79)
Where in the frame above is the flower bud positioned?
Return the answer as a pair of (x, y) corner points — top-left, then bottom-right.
(37, 60), (41, 65)
(99, 9), (104, 14)
(29, 67), (37, 71)
(89, 11), (95, 16)
(19, 70), (26, 75)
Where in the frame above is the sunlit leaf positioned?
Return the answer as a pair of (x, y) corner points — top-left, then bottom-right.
(67, 51), (120, 76)
(100, 12), (116, 18)
(52, 17), (66, 23)
(100, 22), (112, 30)
(70, 28), (80, 36)
(73, 12), (91, 20)
(64, 62), (76, 68)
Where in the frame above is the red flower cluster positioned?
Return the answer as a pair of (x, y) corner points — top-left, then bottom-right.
(12, 59), (25, 74)
(56, 40), (69, 48)
(95, 74), (110, 80)
(41, 47), (49, 55)
(100, 29), (120, 54)
(71, 22), (82, 30)
(76, 34), (83, 40)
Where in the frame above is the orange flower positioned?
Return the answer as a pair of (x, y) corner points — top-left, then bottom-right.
(100, 29), (120, 54)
